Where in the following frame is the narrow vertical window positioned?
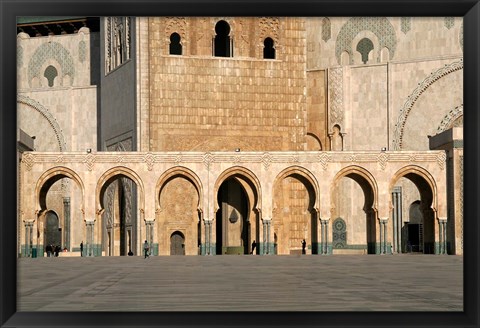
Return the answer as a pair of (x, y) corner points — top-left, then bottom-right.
(214, 20), (232, 57)
(263, 37), (275, 59)
(169, 32), (182, 55)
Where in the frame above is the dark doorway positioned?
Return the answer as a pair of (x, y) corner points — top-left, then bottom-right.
(216, 178), (249, 254)
(45, 211), (61, 249)
(170, 231), (185, 255)
(407, 224), (421, 253)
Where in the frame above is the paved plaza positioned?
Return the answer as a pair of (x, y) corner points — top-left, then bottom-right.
(17, 255), (463, 312)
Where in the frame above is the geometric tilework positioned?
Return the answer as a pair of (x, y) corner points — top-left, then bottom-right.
(444, 17), (455, 29)
(335, 17), (397, 65)
(332, 217), (347, 248)
(401, 17), (411, 34)
(17, 45), (23, 68)
(79, 41), (87, 63)
(27, 42), (75, 87)
(322, 17), (331, 42)
(460, 21), (463, 52)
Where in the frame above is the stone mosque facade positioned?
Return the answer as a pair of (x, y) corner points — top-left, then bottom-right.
(16, 17), (463, 257)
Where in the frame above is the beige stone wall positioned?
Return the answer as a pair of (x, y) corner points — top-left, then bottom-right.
(147, 17), (306, 152)
(390, 59), (463, 151)
(17, 30), (98, 254)
(306, 70), (328, 150)
(347, 64), (388, 151)
(307, 17), (462, 70)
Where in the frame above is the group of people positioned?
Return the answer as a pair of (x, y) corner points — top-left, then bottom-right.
(45, 244), (63, 257)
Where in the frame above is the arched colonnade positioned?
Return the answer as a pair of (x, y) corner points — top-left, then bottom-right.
(19, 150), (449, 256)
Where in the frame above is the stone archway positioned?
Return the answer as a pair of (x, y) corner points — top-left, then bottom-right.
(34, 166), (85, 256)
(390, 165), (439, 254)
(214, 166), (261, 255)
(273, 166), (320, 255)
(331, 166), (379, 254)
(96, 166), (145, 256)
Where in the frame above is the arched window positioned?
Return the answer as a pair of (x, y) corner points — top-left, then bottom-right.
(169, 32), (182, 55)
(44, 65), (58, 87)
(214, 20), (232, 57)
(263, 37), (275, 59)
(356, 38), (374, 64)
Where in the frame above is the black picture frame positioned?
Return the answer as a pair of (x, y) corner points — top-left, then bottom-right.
(1, 0), (479, 327)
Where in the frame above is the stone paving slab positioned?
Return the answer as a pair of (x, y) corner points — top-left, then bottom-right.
(17, 255), (463, 312)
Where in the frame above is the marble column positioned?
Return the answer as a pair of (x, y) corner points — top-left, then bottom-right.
(144, 219), (154, 255)
(320, 218), (330, 255)
(378, 218), (388, 254)
(63, 197), (71, 250)
(262, 219), (272, 255)
(438, 218), (447, 254)
(85, 220), (95, 257)
(24, 221), (34, 257)
(204, 220), (213, 255)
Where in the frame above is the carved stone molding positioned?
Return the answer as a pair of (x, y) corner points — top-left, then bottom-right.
(165, 17), (187, 41)
(436, 105), (463, 133)
(17, 95), (67, 152)
(393, 60), (463, 150)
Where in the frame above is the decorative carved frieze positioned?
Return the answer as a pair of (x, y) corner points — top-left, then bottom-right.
(165, 17), (187, 40)
(328, 67), (344, 131)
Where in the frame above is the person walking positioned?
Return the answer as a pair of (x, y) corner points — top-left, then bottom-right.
(144, 240), (150, 259)
(80, 241), (83, 257)
(301, 239), (306, 255)
(250, 240), (256, 254)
